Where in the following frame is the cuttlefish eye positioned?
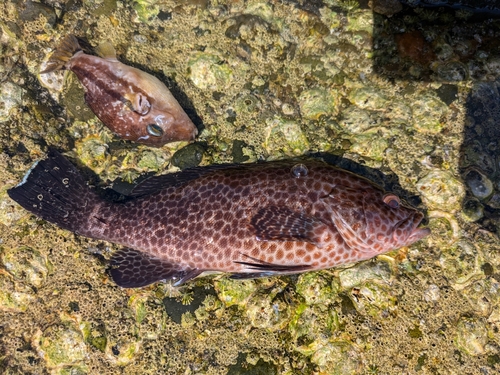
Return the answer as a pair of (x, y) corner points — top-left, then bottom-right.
(147, 124), (164, 137)
(383, 194), (400, 208)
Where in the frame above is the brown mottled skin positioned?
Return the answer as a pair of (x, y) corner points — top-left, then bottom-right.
(41, 35), (197, 146)
(8, 150), (430, 288)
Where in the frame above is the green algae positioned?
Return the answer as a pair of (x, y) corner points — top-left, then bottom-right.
(0, 0), (499, 374)
(0, 275), (36, 313)
(34, 323), (88, 370)
(298, 87), (338, 120)
(295, 272), (339, 306)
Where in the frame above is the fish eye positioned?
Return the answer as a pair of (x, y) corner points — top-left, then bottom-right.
(147, 124), (164, 137)
(383, 194), (400, 208)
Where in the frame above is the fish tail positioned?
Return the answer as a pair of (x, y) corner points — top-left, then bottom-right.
(41, 35), (82, 73)
(7, 149), (103, 235)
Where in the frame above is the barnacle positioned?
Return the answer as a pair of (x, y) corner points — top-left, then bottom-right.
(180, 291), (194, 306)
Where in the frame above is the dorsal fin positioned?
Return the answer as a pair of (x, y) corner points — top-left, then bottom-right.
(129, 163), (238, 197)
(108, 248), (202, 288)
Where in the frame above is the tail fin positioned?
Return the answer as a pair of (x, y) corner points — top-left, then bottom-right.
(7, 149), (103, 235)
(41, 35), (82, 74)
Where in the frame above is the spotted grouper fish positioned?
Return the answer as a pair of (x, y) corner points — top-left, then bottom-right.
(41, 35), (197, 146)
(8, 150), (430, 288)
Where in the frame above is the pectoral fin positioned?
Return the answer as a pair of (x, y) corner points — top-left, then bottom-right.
(250, 206), (330, 247)
(109, 248), (202, 288)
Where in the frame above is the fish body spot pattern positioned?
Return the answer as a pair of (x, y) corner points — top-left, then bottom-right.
(8, 150), (430, 288)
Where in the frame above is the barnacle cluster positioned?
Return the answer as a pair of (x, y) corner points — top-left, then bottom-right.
(1, 0), (500, 374)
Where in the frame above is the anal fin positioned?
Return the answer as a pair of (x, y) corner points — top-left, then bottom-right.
(109, 248), (201, 288)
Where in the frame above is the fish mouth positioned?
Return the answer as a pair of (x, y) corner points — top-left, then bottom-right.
(405, 212), (431, 244)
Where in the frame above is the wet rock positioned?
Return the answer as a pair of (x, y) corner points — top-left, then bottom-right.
(188, 52), (233, 91)
(132, 0), (159, 23)
(487, 194), (500, 209)
(246, 291), (291, 331)
(225, 14), (270, 40)
(339, 106), (381, 134)
(228, 355), (277, 375)
(350, 135), (388, 161)
(1, 246), (52, 288)
(346, 10), (373, 33)
(369, 0), (402, 17)
(296, 272), (338, 306)
(396, 30), (435, 66)
(80, 321), (107, 352)
(436, 84), (458, 106)
(0, 189), (27, 226)
(214, 278), (257, 307)
(74, 136), (110, 173)
(338, 261), (393, 290)
(297, 340), (363, 374)
(439, 240), (483, 289)
(411, 91), (448, 134)
(0, 276), (35, 312)
(34, 325), (88, 369)
(423, 284), (440, 302)
(231, 139), (250, 163)
(171, 143), (205, 169)
(20, 1), (57, 27)
(62, 80), (95, 122)
(461, 198), (484, 222)
(0, 81), (23, 122)
(416, 170), (465, 210)
(348, 86), (389, 110)
(233, 94), (261, 115)
(263, 117), (310, 156)
(298, 87), (338, 120)
(137, 150), (167, 171)
(464, 169), (493, 200)
(349, 281), (397, 317)
(435, 61), (469, 82)
(454, 317), (488, 356)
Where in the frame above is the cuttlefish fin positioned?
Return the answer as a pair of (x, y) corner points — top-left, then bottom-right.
(95, 41), (118, 61)
(109, 248), (203, 288)
(41, 34), (82, 74)
(250, 206), (330, 248)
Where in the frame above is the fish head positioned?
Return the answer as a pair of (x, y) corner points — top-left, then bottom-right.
(362, 191), (430, 252)
(324, 183), (430, 257)
(135, 106), (198, 146)
(121, 69), (199, 146)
